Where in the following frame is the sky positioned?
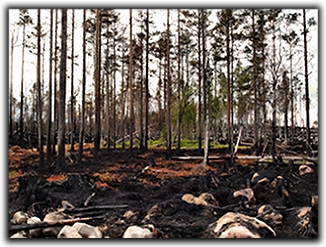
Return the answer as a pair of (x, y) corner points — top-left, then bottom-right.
(8, 8), (319, 127)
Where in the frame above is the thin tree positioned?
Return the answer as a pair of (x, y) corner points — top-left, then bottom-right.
(129, 9), (134, 150)
(9, 27), (19, 138)
(46, 9), (53, 164)
(77, 9), (87, 165)
(57, 8), (67, 172)
(145, 9), (149, 150)
(202, 9), (210, 168)
(166, 9), (172, 158)
(18, 9), (33, 141)
(94, 9), (102, 164)
(176, 9), (181, 152)
(303, 9), (310, 153)
(52, 9), (58, 155)
(70, 9), (75, 151)
(197, 9), (202, 152)
(36, 9), (44, 167)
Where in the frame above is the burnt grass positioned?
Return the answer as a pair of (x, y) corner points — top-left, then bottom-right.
(8, 147), (318, 238)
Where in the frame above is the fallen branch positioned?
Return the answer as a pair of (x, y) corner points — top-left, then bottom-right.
(62, 204), (128, 213)
(233, 126), (243, 155)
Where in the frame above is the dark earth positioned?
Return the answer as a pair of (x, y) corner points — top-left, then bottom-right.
(8, 137), (318, 238)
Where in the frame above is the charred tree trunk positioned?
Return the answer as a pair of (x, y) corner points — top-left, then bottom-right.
(145, 9), (149, 150)
(46, 9), (53, 164)
(52, 9), (58, 155)
(70, 9), (75, 151)
(37, 9), (44, 167)
(57, 9), (67, 172)
(202, 9), (210, 168)
(166, 9), (172, 159)
(94, 9), (101, 164)
(20, 24), (26, 141)
(303, 9), (310, 154)
(197, 9), (202, 152)
(77, 9), (86, 165)
(176, 9), (181, 152)
(129, 9), (134, 150)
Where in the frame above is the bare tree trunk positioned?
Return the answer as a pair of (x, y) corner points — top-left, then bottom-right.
(46, 9), (53, 164)
(202, 9), (210, 168)
(70, 9), (75, 151)
(129, 9), (134, 150)
(197, 9), (202, 152)
(94, 9), (101, 164)
(145, 9), (149, 150)
(57, 8), (67, 172)
(77, 9), (86, 165)
(52, 9), (58, 155)
(303, 9), (310, 154)
(9, 29), (17, 138)
(37, 9), (44, 167)
(176, 9), (181, 152)
(166, 9), (172, 158)
(20, 24), (26, 141)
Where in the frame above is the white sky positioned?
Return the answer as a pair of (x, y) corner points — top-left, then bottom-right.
(8, 8), (318, 126)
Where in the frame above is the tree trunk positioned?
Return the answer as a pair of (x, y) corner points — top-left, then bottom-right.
(129, 9), (134, 150)
(20, 24), (26, 141)
(52, 9), (58, 155)
(303, 9), (310, 154)
(94, 9), (101, 164)
(46, 9), (53, 164)
(145, 9), (149, 150)
(166, 9), (172, 159)
(70, 9), (75, 151)
(176, 9), (181, 152)
(202, 10), (210, 168)
(37, 9), (44, 167)
(197, 10), (202, 152)
(57, 8), (67, 172)
(77, 9), (87, 165)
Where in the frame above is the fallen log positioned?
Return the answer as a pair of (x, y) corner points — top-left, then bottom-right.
(62, 204), (129, 213)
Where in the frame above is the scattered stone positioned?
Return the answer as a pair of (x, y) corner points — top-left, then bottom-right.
(72, 222), (102, 238)
(257, 204), (283, 225)
(27, 216), (42, 238)
(233, 188), (256, 205)
(11, 211), (29, 224)
(208, 212), (276, 238)
(57, 225), (82, 238)
(299, 165), (314, 176)
(42, 211), (68, 237)
(122, 225), (153, 238)
(10, 232), (27, 238)
(181, 193), (208, 206)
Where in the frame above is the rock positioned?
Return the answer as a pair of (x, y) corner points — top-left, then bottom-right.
(11, 211), (29, 224)
(233, 188), (256, 205)
(122, 225), (153, 238)
(299, 164), (314, 176)
(27, 216), (42, 237)
(257, 204), (283, 225)
(10, 232), (27, 238)
(208, 212), (276, 238)
(42, 211), (68, 237)
(198, 192), (219, 206)
(57, 225), (82, 238)
(72, 222), (102, 238)
(181, 193), (208, 206)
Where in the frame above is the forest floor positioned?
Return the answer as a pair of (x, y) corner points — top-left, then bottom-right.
(8, 143), (318, 238)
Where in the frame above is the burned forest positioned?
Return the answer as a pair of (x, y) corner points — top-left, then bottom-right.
(8, 8), (318, 239)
